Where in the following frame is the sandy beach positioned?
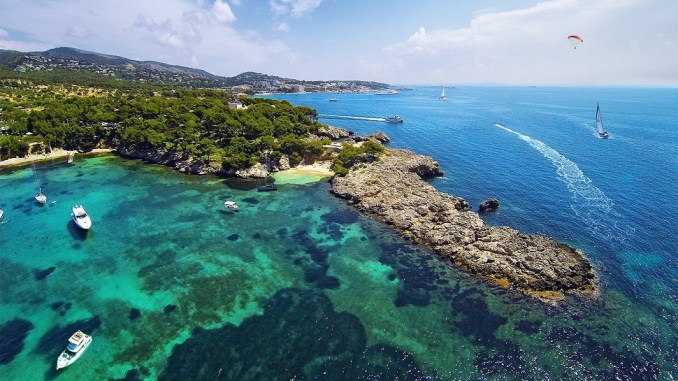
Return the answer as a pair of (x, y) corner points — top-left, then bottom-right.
(0, 148), (113, 169)
(283, 161), (334, 176)
(272, 161), (334, 184)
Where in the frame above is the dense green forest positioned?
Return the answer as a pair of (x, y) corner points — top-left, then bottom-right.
(0, 69), (348, 172)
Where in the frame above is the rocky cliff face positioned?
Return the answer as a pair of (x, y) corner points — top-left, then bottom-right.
(330, 148), (597, 302)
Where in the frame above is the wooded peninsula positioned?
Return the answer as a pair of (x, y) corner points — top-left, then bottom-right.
(0, 69), (382, 175)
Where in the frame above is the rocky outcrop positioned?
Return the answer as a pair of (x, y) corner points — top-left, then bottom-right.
(352, 132), (390, 144)
(330, 148), (597, 302)
(314, 125), (352, 140)
(479, 198), (499, 213)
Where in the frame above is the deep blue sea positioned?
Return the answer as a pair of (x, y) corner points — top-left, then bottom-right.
(1, 86), (676, 380)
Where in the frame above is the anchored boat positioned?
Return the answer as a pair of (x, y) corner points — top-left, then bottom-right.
(71, 204), (92, 230)
(56, 330), (92, 370)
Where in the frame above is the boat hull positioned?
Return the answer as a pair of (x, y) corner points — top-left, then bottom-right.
(56, 335), (92, 370)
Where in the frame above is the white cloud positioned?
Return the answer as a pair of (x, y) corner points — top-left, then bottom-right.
(275, 22), (290, 32)
(213, 0), (236, 23)
(67, 25), (89, 38)
(269, 0), (323, 18)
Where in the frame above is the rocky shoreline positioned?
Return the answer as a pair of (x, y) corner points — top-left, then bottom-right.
(330, 148), (597, 302)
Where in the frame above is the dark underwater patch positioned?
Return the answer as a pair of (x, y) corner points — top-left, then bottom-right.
(318, 221), (344, 240)
(252, 232), (262, 240)
(109, 368), (143, 381)
(34, 266), (56, 281)
(241, 197), (259, 205)
(0, 318), (34, 365)
(291, 229), (341, 290)
(316, 343), (431, 380)
(515, 319), (542, 335)
(34, 316), (100, 358)
(50, 301), (72, 316)
(159, 288), (426, 380)
(320, 209), (359, 225)
(227, 233), (239, 241)
(129, 308), (141, 321)
(450, 288), (507, 344)
(475, 341), (527, 379)
(163, 304), (177, 314)
(546, 326), (660, 380)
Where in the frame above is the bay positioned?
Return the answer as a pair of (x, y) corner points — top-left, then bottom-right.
(0, 86), (676, 380)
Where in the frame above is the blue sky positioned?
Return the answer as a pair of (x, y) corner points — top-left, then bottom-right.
(0, 0), (676, 85)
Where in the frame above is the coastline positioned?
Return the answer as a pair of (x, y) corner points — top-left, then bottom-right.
(0, 148), (113, 169)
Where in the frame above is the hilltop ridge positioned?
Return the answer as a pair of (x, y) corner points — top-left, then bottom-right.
(0, 47), (390, 92)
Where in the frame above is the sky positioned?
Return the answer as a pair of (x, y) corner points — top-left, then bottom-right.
(0, 0), (676, 85)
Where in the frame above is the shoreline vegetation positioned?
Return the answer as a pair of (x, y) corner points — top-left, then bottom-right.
(0, 69), (597, 303)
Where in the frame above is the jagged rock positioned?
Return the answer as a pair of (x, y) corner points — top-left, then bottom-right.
(353, 132), (390, 144)
(479, 198), (500, 213)
(277, 156), (291, 171)
(330, 148), (597, 302)
(315, 125), (352, 140)
(235, 162), (269, 178)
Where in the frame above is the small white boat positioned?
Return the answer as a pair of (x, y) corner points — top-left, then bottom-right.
(67, 151), (75, 164)
(35, 188), (47, 204)
(0, 208), (4, 219)
(329, 98), (338, 102)
(71, 205), (92, 230)
(385, 115), (404, 123)
(56, 330), (92, 370)
(223, 201), (239, 211)
(439, 87), (446, 100)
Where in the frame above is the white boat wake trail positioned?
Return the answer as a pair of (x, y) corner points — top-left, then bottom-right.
(494, 124), (631, 242)
(318, 114), (386, 122)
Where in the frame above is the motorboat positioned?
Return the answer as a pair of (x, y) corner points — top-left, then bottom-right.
(224, 201), (239, 211)
(56, 330), (92, 370)
(329, 98), (338, 102)
(257, 184), (277, 192)
(0, 208), (4, 219)
(71, 204), (92, 230)
(67, 151), (75, 164)
(385, 115), (404, 123)
(35, 188), (47, 204)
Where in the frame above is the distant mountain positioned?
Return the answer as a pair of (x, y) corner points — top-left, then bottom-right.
(0, 47), (389, 91)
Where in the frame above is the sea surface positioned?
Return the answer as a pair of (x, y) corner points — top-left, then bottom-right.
(0, 86), (676, 380)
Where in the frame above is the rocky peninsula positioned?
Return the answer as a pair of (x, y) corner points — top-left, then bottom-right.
(330, 148), (597, 302)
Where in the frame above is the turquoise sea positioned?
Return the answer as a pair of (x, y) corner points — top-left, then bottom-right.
(1, 86), (676, 380)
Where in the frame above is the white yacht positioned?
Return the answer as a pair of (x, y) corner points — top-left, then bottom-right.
(71, 205), (92, 230)
(223, 201), (239, 211)
(385, 115), (404, 123)
(35, 188), (47, 204)
(56, 331), (92, 370)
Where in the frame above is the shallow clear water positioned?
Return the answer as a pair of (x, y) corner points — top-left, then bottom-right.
(0, 86), (676, 380)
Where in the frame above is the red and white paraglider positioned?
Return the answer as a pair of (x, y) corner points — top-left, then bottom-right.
(567, 35), (583, 49)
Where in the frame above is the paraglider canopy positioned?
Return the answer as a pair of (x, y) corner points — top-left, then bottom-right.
(568, 35), (583, 49)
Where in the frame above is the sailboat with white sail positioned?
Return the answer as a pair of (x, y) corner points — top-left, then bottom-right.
(439, 87), (446, 100)
(596, 103), (609, 139)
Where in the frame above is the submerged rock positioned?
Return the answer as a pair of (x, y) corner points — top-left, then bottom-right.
(330, 148), (597, 302)
(0, 318), (34, 365)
